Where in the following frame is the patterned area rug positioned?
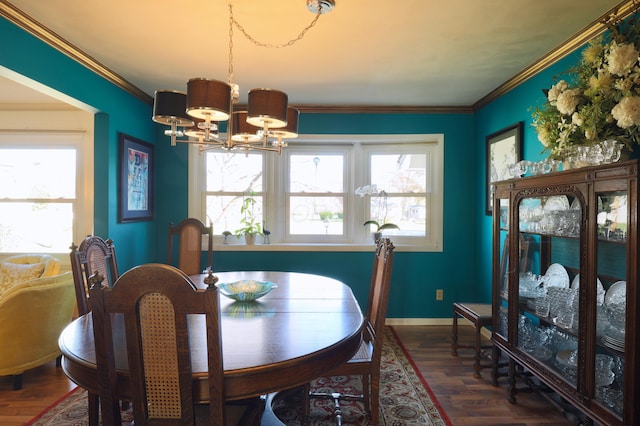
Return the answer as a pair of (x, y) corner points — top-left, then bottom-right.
(27, 327), (451, 425)
(267, 326), (451, 425)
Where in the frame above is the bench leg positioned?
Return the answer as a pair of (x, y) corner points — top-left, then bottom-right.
(451, 310), (459, 356)
(473, 325), (482, 379)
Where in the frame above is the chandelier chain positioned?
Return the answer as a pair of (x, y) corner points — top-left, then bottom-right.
(228, 4), (234, 85)
(229, 3), (322, 50)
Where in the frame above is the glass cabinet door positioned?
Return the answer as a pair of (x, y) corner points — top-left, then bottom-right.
(593, 190), (627, 416)
(516, 194), (582, 388)
(496, 196), (509, 341)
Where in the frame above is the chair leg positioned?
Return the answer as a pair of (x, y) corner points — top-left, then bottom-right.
(361, 373), (371, 415)
(12, 374), (23, 390)
(302, 383), (311, 424)
(88, 391), (99, 426)
(369, 373), (380, 425)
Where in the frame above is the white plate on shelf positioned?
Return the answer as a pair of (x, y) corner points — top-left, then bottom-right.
(570, 274), (605, 305)
(544, 195), (570, 212)
(544, 263), (570, 289)
(605, 281), (626, 306)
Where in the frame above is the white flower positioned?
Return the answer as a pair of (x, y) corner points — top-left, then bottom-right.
(355, 184), (380, 197)
(548, 80), (569, 102)
(607, 42), (639, 76)
(612, 96), (640, 128)
(537, 128), (551, 147)
(572, 112), (583, 126)
(556, 89), (581, 115)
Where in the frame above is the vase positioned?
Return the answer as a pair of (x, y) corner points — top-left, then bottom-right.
(245, 234), (255, 245)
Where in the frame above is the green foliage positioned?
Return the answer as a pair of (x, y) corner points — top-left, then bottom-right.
(235, 193), (262, 237)
(363, 220), (399, 232)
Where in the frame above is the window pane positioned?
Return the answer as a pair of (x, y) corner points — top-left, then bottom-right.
(371, 153), (426, 193)
(0, 149), (76, 198)
(368, 195), (428, 235)
(205, 195), (263, 235)
(290, 155), (343, 193)
(0, 202), (73, 252)
(369, 153), (428, 237)
(290, 196), (343, 235)
(206, 152), (263, 192)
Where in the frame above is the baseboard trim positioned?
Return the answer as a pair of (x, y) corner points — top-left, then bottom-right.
(386, 318), (452, 326)
(386, 318), (493, 340)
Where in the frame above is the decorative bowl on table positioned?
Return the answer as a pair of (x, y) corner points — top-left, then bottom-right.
(215, 280), (277, 302)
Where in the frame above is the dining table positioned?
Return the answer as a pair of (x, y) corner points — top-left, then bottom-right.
(58, 270), (364, 402)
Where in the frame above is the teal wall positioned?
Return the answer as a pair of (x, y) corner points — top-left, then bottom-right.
(2, 17), (157, 272)
(474, 51), (584, 302)
(5, 13), (590, 318)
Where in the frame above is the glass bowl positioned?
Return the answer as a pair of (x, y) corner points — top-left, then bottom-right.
(216, 280), (277, 302)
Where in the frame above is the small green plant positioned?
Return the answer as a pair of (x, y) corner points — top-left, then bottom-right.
(235, 193), (262, 238)
(363, 220), (399, 232)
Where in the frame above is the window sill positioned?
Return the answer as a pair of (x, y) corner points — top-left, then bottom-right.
(212, 243), (431, 252)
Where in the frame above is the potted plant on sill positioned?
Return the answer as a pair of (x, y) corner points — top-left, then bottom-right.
(356, 184), (400, 243)
(235, 193), (262, 245)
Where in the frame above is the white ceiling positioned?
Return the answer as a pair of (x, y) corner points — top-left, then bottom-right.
(0, 0), (625, 109)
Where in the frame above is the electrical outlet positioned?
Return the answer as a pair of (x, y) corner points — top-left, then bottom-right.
(436, 289), (444, 301)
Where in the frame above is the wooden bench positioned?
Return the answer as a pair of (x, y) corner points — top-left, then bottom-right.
(451, 302), (497, 382)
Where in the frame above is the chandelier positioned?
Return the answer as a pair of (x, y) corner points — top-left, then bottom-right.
(152, 0), (335, 153)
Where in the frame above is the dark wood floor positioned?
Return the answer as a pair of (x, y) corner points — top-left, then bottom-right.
(0, 325), (576, 425)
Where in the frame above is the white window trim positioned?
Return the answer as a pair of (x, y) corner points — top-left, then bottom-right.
(189, 134), (443, 252)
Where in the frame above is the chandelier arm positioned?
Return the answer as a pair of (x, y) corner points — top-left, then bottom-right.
(229, 4), (322, 49)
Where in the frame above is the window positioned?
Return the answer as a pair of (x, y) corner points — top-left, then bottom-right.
(190, 134), (443, 251)
(0, 131), (91, 254)
(286, 150), (348, 240)
(203, 152), (263, 237)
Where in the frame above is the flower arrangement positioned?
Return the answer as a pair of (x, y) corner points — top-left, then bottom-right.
(531, 12), (640, 160)
(355, 184), (399, 232)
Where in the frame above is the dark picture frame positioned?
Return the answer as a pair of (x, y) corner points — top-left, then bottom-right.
(486, 122), (522, 215)
(118, 133), (154, 222)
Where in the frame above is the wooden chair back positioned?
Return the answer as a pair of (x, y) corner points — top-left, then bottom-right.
(89, 263), (225, 425)
(304, 237), (395, 424)
(167, 218), (213, 276)
(70, 236), (120, 316)
(363, 237), (395, 371)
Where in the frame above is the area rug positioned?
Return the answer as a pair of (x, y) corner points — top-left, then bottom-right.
(27, 326), (451, 425)
(268, 326), (451, 425)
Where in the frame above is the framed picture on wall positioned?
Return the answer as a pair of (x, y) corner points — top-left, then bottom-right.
(486, 122), (522, 215)
(118, 133), (154, 222)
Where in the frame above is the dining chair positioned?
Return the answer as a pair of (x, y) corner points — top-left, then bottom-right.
(167, 218), (214, 276)
(69, 235), (120, 426)
(70, 235), (120, 316)
(303, 237), (395, 425)
(88, 263), (264, 425)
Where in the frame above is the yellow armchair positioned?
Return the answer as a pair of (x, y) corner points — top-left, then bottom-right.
(0, 271), (75, 389)
(1, 254), (61, 278)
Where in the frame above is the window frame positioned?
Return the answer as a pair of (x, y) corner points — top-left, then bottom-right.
(189, 134), (443, 252)
(0, 130), (92, 257)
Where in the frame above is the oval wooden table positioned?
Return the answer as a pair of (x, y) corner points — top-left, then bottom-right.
(59, 271), (364, 402)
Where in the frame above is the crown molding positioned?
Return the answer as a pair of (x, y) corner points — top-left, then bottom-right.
(0, 0), (152, 104)
(473, 0), (638, 111)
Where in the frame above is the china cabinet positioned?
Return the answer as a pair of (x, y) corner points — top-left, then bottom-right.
(491, 160), (638, 425)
